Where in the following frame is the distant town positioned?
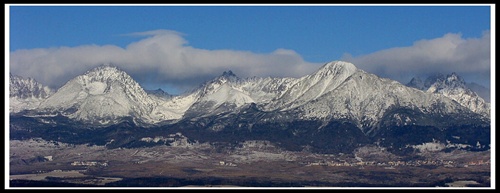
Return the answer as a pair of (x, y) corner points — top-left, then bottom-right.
(304, 159), (490, 168)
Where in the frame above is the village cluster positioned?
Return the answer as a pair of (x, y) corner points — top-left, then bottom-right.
(304, 159), (490, 168)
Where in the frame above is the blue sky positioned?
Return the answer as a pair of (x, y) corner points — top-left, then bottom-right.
(7, 4), (493, 94)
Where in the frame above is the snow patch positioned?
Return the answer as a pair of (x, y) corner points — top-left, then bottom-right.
(87, 82), (107, 95)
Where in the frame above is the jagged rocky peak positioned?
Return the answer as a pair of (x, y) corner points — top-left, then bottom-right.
(406, 77), (425, 90)
(407, 72), (468, 92)
(427, 72), (468, 93)
(73, 64), (150, 98)
(146, 88), (173, 99)
(81, 64), (131, 82)
(12, 60), (491, 127)
(221, 70), (236, 77)
(35, 64), (160, 125)
(147, 88), (169, 95)
(197, 70), (241, 96)
(407, 72), (490, 118)
(9, 73), (53, 99)
(423, 73), (446, 89)
(467, 82), (490, 103)
(9, 73), (55, 113)
(444, 72), (466, 87)
(216, 70), (239, 83)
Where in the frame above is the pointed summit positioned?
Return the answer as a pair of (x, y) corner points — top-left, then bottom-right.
(208, 70), (239, 85)
(444, 72), (466, 86)
(307, 61), (358, 84)
(323, 60), (357, 69)
(406, 77), (425, 90)
(80, 64), (132, 84)
(146, 88), (173, 99)
(219, 70), (238, 81)
(424, 73), (446, 88)
(197, 70), (240, 98)
(408, 72), (490, 117)
(221, 70), (236, 77)
(314, 61), (358, 77)
(10, 73), (53, 99)
(38, 64), (159, 125)
(427, 72), (467, 92)
(265, 61), (359, 110)
(408, 72), (468, 92)
(10, 73), (54, 113)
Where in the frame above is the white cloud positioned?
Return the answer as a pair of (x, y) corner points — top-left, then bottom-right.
(342, 31), (491, 88)
(10, 29), (320, 93)
(9, 29), (491, 94)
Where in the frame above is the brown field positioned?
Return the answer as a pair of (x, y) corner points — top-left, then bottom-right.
(9, 139), (491, 187)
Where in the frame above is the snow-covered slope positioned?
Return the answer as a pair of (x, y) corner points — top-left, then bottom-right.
(151, 92), (199, 121)
(9, 74), (54, 113)
(467, 82), (490, 103)
(146, 88), (173, 100)
(181, 71), (255, 118)
(12, 61), (489, 128)
(263, 61), (357, 111)
(407, 73), (490, 118)
(182, 61), (481, 131)
(38, 65), (172, 125)
(297, 69), (473, 134)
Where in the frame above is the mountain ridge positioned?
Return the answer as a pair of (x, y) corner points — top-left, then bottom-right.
(9, 74), (54, 113)
(9, 60), (491, 154)
(10, 61), (490, 128)
(406, 73), (490, 117)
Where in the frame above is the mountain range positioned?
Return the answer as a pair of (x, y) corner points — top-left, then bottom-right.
(9, 74), (54, 113)
(406, 73), (490, 116)
(9, 61), (491, 154)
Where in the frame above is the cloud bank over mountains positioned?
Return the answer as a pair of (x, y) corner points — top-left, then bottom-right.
(342, 30), (491, 88)
(9, 29), (491, 93)
(10, 29), (319, 93)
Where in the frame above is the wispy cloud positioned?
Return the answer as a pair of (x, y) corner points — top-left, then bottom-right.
(342, 31), (491, 88)
(10, 29), (320, 93)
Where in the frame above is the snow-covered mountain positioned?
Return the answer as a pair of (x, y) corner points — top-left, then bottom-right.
(263, 61), (358, 111)
(10, 61), (491, 154)
(35, 65), (170, 125)
(295, 64), (471, 133)
(174, 61), (485, 133)
(467, 82), (490, 103)
(145, 88), (173, 100)
(9, 74), (54, 113)
(10, 61), (489, 129)
(407, 73), (490, 117)
(182, 70), (256, 118)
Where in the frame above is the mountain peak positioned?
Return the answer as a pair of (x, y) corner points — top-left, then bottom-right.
(38, 63), (158, 125)
(10, 73), (53, 99)
(221, 70), (236, 77)
(78, 64), (136, 85)
(408, 72), (468, 91)
(427, 72), (467, 91)
(406, 77), (424, 90)
(445, 72), (465, 85)
(424, 73), (445, 88)
(213, 70), (239, 83)
(146, 88), (173, 99)
(313, 61), (357, 79)
(408, 72), (490, 117)
(319, 60), (357, 72)
(86, 64), (123, 75)
(323, 60), (357, 70)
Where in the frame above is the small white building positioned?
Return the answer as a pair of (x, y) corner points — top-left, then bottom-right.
(44, 156), (53, 161)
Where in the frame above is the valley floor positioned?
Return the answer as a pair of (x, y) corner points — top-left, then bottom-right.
(8, 139), (491, 188)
